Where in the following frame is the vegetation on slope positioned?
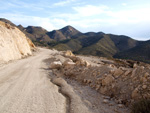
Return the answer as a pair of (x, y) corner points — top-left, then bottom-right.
(131, 99), (150, 113)
(1, 18), (150, 63)
(77, 35), (118, 57)
(114, 40), (150, 63)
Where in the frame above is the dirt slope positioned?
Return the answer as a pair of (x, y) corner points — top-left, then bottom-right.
(0, 21), (35, 63)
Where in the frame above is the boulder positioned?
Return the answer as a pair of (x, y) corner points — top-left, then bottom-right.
(133, 63), (138, 68)
(113, 69), (124, 78)
(50, 61), (62, 69)
(124, 70), (131, 76)
(131, 87), (141, 99)
(103, 99), (109, 104)
(144, 72), (149, 78)
(95, 85), (100, 90)
(109, 64), (116, 68)
(109, 70), (115, 74)
(142, 85), (147, 89)
(117, 104), (124, 108)
(131, 68), (137, 78)
(102, 74), (115, 86)
(87, 79), (92, 84)
(64, 50), (75, 57)
(63, 59), (75, 68)
(76, 58), (90, 67)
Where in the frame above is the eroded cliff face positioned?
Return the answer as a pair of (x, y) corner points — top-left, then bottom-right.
(0, 21), (35, 63)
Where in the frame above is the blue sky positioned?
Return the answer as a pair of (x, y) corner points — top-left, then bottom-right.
(0, 0), (150, 40)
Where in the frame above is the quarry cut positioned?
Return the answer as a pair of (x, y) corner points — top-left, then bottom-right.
(0, 21), (35, 63)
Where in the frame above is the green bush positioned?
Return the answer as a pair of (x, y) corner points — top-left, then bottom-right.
(131, 99), (150, 113)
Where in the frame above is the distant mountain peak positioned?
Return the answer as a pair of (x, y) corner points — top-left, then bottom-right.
(17, 24), (24, 31)
(59, 25), (81, 38)
(63, 25), (74, 29)
(25, 26), (47, 34)
(60, 25), (76, 32)
(26, 26), (47, 30)
(18, 24), (23, 27)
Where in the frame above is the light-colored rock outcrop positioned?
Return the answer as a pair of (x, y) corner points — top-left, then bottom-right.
(0, 21), (35, 63)
(50, 61), (62, 69)
(50, 49), (150, 107)
(76, 58), (90, 67)
(64, 50), (75, 57)
(63, 59), (76, 68)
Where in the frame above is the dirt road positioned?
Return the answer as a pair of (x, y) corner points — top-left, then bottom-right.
(0, 48), (66, 113)
(0, 48), (130, 113)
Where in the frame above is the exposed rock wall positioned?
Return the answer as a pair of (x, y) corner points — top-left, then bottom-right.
(0, 21), (35, 63)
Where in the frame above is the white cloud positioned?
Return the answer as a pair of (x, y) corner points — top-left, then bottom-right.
(32, 17), (56, 30)
(50, 5), (150, 39)
(47, 4), (150, 37)
(51, 19), (68, 27)
(1, 2), (150, 40)
(53, 0), (76, 6)
(68, 19), (103, 28)
(0, 0), (49, 11)
(122, 3), (127, 6)
(106, 7), (150, 25)
(73, 5), (109, 17)
(0, 13), (56, 31)
(52, 5), (109, 20)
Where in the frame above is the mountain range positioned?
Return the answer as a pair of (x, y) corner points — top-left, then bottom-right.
(0, 18), (150, 63)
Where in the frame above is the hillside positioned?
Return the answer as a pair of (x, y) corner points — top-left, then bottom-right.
(1, 18), (150, 63)
(77, 35), (118, 57)
(52, 33), (139, 58)
(18, 24), (81, 43)
(0, 21), (35, 63)
(47, 25), (81, 41)
(114, 40), (150, 63)
(0, 18), (81, 43)
(108, 34), (139, 51)
(18, 25), (52, 43)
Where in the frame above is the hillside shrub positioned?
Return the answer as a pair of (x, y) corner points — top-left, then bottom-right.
(131, 99), (150, 113)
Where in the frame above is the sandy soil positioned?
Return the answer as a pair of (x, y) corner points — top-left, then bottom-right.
(64, 78), (130, 113)
(0, 48), (66, 113)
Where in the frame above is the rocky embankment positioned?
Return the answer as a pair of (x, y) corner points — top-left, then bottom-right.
(0, 21), (35, 63)
(50, 50), (150, 108)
